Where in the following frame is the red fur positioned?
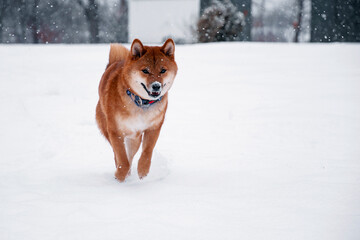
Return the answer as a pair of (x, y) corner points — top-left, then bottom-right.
(96, 39), (177, 182)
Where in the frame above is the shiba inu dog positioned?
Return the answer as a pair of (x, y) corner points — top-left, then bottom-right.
(96, 39), (177, 182)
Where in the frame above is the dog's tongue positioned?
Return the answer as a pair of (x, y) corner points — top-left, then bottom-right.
(151, 92), (160, 97)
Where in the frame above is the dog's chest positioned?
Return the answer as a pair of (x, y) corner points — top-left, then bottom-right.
(116, 108), (163, 134)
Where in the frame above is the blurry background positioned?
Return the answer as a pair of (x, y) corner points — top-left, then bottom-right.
(0, 0), (359, 44)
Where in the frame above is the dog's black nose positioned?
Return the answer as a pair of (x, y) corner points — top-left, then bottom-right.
(152, 82), (161, 91)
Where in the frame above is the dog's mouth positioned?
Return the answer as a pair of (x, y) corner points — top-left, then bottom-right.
(141, 83), (161, 98)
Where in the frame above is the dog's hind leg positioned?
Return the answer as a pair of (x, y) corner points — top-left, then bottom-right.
(96, 102), (109, 142)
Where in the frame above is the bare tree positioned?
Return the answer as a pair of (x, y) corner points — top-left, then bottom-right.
(118, 0), (128, 42)
(0, 0), (9, 42)
(0, 0), (128, 44)
(28, 0), (40, 43)
(14, 0), (30, 43)
(258, 0), (265, 40)
(77, 0), (100, 43)
(294, 0), (304, 42)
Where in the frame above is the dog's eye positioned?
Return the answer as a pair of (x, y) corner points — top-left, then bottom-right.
(142, 69), (149, 74)
(160, 69), (167, 74)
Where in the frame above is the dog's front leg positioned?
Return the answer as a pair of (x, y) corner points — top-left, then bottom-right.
(109, 131), (130, 182)
(138, 127), (161, 179)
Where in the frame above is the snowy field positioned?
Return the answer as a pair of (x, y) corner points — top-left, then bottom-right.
(1, 42), (360, 240)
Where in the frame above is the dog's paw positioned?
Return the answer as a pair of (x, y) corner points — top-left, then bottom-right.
(114, 166), (130, 182)
(137, 168), (149, 180)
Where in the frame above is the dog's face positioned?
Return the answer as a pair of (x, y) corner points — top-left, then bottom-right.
(125, 39), (178, 100)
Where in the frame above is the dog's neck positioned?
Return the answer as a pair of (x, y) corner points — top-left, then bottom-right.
(126, 89), (162, 107)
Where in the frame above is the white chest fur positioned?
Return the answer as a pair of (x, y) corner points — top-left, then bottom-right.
(116, 108), (163, 135)
(119, 115), (149, 133)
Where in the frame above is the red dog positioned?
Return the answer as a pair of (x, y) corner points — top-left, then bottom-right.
(96, 39), (178, 182)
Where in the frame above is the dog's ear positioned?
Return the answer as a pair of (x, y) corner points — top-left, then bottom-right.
(131, 39), (145, 59)
(161, 39), (175, 58)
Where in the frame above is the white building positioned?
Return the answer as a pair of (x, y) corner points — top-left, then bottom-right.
(128, 0), (200, 43)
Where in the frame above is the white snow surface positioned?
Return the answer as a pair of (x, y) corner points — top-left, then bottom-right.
(1, 43), (360, 240)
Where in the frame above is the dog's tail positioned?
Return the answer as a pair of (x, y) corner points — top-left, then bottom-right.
(108, 44), (129, 67)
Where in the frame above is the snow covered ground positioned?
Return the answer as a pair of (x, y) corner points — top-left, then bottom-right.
(0, 42), (359, 240)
